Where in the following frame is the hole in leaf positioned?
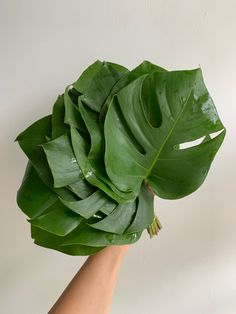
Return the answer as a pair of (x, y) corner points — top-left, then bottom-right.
(175, 130), (224, 150)
(178, 136), (206, 149)
(141, 76), (162, 128)
(208, 130), (223, 139)
(113, 97), (146, 155)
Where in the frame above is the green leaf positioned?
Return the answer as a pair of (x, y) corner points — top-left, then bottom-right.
(70, 126), (134, 203)
(73, 60), (128, 112)
(31, 225), (104, 255)
(125, 182), (154, 234)
(99, 60), (166, 127)
(16, 115), (54, 186)
(17, 162), (57, 219)
(59, 190), (116, 219)
(104, 69), (226, 199)
(78, 101), (136, 201)
(89, 200), (136, 234)
(42, 133), (83, 188)
(72, 61), (166, 202)
(64, 87), (87, 134)
(61, 225), (142, 247)
(67, 179), (95, 199)
(28, 201), (83, 236)
(16, 116), (81, 202)
(52, 95), (69, 139)
(73, 60), (103, 93)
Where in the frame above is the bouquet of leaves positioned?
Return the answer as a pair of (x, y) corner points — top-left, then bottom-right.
(16, 60), (226, 255)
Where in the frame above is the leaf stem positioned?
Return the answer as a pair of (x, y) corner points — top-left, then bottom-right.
(147, 215), (162, 238)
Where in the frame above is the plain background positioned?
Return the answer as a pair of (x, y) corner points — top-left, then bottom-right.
(0, 1), (235, 313)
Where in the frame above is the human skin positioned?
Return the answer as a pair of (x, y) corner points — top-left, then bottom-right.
(48, 245), (129, 314)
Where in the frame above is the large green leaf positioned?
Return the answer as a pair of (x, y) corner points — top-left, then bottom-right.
(73, 60), (128, 112)
(64, 86), (87, 135)
(51, 95), (69, 139)
(89, 200), (136, 234)
(72, 61), (167, 202)
(17, 162), (57, 219)
(99, 60), (167, 127)
(73, 60), (103, 93)
(67, 179), (95, 199)
(41, 133), (83, 188)
(125, 181), (154, 234)
(59, 190), (116, 219)
(70, 126), (134, 203)
(31, 225), (104, 256)
(61, 225), (141, 247)
(16, 115), (53, 185)
(28, 201), (83, 236)
(104, 69), (226, 199)
(16, 116), (82, 202)
(77, 101), (136, 201)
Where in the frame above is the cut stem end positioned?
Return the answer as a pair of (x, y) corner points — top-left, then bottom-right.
(147, 215), (162, 238)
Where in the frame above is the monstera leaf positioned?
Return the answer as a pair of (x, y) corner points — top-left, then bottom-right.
(15, 60), (226, 256)
(104, 69), (226, 199)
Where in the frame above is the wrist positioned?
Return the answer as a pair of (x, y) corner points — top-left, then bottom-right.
(89, 245), (129, 262)
(104, 245), (129, 256)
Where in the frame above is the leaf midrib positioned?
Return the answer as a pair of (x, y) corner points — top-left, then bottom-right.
(145, 90), (193, 179)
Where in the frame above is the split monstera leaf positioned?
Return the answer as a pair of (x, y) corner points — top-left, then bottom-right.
(16, 60), (226, 256)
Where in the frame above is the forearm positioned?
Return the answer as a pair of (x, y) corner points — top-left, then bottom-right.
(48, 245), (128, 314)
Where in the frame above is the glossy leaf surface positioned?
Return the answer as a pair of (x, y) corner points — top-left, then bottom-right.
(104, 69), (226, 199)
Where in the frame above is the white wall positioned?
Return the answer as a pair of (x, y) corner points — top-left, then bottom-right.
(1, 1), (235, 313)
